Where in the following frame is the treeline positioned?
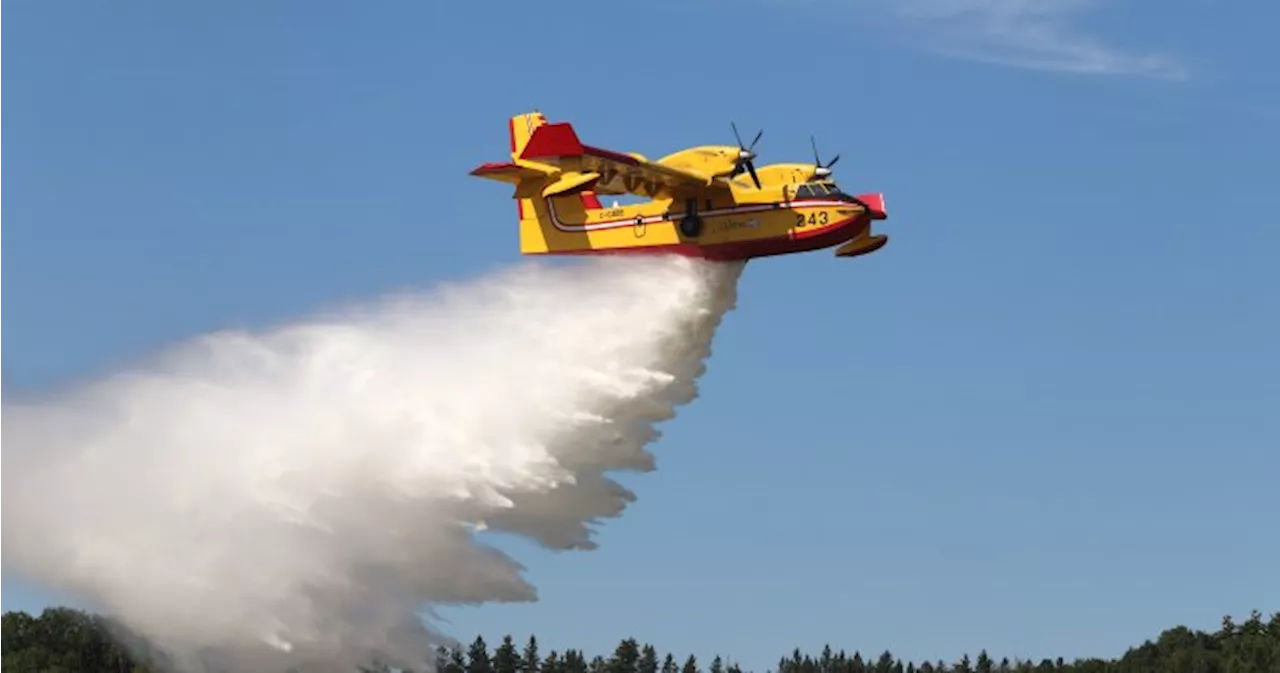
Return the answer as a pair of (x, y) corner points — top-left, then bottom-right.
(2, 607), (150, 673)
(3, 607), (1279, 673)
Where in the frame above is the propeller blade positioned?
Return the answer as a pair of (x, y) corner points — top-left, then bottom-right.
(810, 135), (840, 177)
(728, 121), (764, 188)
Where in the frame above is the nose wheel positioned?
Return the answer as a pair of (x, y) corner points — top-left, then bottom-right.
(680, 197), (703, 238)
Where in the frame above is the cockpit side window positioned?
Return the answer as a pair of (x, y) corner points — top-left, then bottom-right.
(796, 184), (815, 198)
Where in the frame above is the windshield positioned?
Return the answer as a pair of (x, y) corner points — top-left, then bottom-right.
(796, 181), (845, 198)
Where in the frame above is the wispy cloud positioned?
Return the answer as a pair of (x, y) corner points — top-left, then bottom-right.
(869, 0), (1188, 80)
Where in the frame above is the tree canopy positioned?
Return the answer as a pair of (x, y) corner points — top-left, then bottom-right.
(3, 606), (1277, 673)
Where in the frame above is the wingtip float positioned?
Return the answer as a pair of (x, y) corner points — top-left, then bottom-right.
(470, 111), (891, 262)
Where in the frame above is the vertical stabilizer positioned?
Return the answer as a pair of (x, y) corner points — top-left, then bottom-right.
(471, 111), (601, 254)
(508, 111), (548, 160)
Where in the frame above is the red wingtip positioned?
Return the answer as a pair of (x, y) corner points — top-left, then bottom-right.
(470, 161), (519, 176)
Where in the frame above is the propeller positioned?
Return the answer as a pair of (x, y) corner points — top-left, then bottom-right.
(730, 121), (763, 189)
(810, 135), (840, 179)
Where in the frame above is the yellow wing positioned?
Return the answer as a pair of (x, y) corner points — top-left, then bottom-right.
(514, 122), (721, 199)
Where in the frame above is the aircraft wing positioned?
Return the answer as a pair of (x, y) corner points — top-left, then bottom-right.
(517, 122), (718, 198)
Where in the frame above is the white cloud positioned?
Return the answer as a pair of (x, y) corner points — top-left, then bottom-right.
(869, 0), (1188, 79)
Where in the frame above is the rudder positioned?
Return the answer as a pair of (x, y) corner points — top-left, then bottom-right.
(508, 111), (548, 159)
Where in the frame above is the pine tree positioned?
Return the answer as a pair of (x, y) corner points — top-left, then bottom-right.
(610, 638), (641, 673)
(437, 645), (465, 673)
(663, 653), (679, 673)
(449, 644), (468, 673)
(495, 636), (521, 673)
(682, 654), (700, 673)
(1220, 614), (1238, 640)
(564, 650), (588, 673)
(523, 636), (542, 673)
(469, 636), (494, 673)
(975, 651), (992, 673)
(639, 644), (660, 673)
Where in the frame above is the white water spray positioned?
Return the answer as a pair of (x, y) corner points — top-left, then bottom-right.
(2, 254), (745, 673)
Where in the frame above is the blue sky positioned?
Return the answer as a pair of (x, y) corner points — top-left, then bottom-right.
(4, 0), (1278, 669)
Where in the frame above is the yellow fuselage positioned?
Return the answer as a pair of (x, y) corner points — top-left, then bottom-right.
(473, 112), (889, 261)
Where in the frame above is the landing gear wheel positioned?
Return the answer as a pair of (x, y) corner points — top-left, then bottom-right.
(680, 215), (703, 238)
(680, 197), (703, 238)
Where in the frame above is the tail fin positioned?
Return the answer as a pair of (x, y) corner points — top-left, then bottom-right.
(507, 112), (551, 236)
(508, 111), (548, 158)
(470, 111), (603, 254)
(468, 111), (552, 223)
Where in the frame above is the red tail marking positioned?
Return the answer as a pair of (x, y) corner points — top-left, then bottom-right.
(520, 122), (584, 159)
(470, 162), (519, 176)
(519, 121), (641, 166)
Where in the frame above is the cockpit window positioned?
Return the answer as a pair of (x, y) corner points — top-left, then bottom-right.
(795, 181), (844, 198)
(792, 180), (858, 204)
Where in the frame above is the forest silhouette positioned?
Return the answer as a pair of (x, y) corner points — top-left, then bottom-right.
(3, 606), (1277, 673)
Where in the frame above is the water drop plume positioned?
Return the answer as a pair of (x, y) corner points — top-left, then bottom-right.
(2, 254), (746, 673)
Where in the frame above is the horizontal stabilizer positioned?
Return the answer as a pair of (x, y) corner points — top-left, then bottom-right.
(469, 161), (554, 185)
(542, 171), (601, 198)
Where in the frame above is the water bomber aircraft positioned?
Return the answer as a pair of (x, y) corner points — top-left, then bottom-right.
(470, 111), (891, 261)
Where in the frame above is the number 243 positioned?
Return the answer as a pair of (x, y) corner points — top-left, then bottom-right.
(795, 211), (829, 227)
